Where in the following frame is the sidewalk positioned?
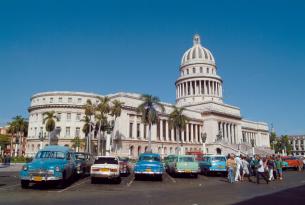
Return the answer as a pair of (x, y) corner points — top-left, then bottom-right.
(0, 163), (24, 172)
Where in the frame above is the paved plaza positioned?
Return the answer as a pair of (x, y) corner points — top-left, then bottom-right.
(0, 168), (305, 205)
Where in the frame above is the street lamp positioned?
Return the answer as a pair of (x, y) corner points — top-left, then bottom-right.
(250, 138), (255, 156)
(201, 132), (207, 154)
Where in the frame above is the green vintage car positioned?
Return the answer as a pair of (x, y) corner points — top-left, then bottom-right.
(165, 155), (200, 178)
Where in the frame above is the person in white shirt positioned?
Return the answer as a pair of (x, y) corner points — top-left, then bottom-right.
(256, 155), (269, 184)
(235, 155), (242, 181)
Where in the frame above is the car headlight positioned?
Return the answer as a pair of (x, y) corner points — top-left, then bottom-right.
(22, 165), (28, 171)
(55, 166), (60, 172)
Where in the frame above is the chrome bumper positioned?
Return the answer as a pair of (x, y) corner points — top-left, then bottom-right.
(20, 176), (62, 181)
(134, 171), (163, 175)
(91, 173), (120, 178)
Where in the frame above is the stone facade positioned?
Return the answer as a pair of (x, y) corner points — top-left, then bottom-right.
(25, 34), (271, 158)
(288, 135), (305, 156)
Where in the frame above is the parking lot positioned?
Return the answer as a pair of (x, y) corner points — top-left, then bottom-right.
(1, 169), (305, 205)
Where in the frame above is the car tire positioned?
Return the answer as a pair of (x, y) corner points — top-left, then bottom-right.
(158, 175), (163, 181)
(21, 180), (29, 189)
(115, 177), (121, 184)
(193, 173), (198, 178)
(91, 177), (97, 184)
(58, 172), (66, 189)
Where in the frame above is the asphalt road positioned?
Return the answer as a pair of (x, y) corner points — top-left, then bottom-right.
(0, 170), (305, 205)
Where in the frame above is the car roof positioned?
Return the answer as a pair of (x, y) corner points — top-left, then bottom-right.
(96, 156), (118, 159)
(40, 145), (73, 152)
(139, 153), (160, 157)
(204, 155), (226, 158)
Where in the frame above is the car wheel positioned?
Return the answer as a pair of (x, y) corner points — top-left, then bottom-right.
(91, 177), (97, 184)
(21, 180), (29, 189)
(193, 173), (198, 178)
(157, 175), (163, 181)
(115, 177), (121, 184)
(58, 172), (66, 189)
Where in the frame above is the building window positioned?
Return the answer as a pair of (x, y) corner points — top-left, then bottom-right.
(77, 98), (82, 103)
(76, 127), (80, 137)
(157, 121), (160, 140)
(137, 123), (140, 139)
(66, 127), (70, 137)
(68, 97), (72, 103)
(67, 113), (71, 121)
(129, 123), (133, 138)
(43, 98), (45, 102)
(144, 124), (147, 139)
(207, 67), (209, 74)
(57, 113), (61, 121)
(50, 98), (53, 103)
(168, 127), (172, 141)
(187, 69), (189, 74)
(76, 113), (81, 121)
(34, 127), (37, 137)
(163, 121), (166, 140)
(200, 67), (203, 73)
(59, 97), (63, 103)
(193, 67), (195, 73)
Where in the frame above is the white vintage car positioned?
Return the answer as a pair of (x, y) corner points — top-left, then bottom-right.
(90, 156), (121, 184)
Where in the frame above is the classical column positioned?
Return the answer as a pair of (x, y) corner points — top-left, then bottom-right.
(222, 122), (225, 141)
(194, 124), (198, 143)
(234, 125), (237, 144)
(160, 119), (163, 141)
(203, 80), (206, 95)
(190, 123), (194, 143)
(186, 123), (189, 143)
(165, 121), (169, 141)
(199, 80), (202, 95)
(293, 138), (296, 150)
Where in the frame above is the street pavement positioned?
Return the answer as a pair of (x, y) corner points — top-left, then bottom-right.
(0, 170), (305, 205)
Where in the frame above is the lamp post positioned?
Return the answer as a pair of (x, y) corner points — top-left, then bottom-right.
(201, 132), (207, 154)
(105, 120), (115, 156)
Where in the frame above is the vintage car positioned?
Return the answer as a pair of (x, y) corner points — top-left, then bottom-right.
(134, 153), (164, 180)
(282, 156), (301, 170)
(118, 157), (130, 176)
(198, 155), (227, 176)
(90, 156), (121, 184)
(166, 154), (200, 178)
(75, 152), (94, 177)
(19, 145), (76, 188)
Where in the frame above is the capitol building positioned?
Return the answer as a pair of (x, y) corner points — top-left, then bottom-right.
(26, 34), (272, 158)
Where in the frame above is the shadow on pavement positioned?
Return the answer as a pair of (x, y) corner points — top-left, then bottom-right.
(234, 184), (305, 205)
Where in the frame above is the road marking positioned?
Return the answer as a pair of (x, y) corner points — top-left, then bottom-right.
(0, 183), (19, 190)
(56, 178), (89, 193)
(165, 173), (176, 183)
(126, 177), (134, 187)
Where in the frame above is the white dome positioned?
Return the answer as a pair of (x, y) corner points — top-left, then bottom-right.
(181, 34), (215, 67)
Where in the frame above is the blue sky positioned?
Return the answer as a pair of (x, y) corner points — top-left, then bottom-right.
(0, 0), (304, 135)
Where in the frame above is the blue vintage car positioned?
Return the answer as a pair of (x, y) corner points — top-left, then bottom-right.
(134, 153), (164, 180)
(198, 155), (227, 176)
(19, 145), (76, 188)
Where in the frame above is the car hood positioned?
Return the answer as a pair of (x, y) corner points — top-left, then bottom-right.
(28, 159), (66, 170)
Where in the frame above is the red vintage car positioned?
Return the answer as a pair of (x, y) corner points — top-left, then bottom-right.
(118, 157), (131, 176)
(282, 156), (302, 170)
(185, 151), (203, 161)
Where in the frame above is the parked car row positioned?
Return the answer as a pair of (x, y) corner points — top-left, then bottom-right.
(19, 146), (131, 188)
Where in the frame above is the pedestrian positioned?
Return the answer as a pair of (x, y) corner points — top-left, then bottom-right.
(255, 155), (269, 184)
(241, 156), (252, 182)
(275, 156), (283, 181)
(226, 154), (236, 183)
(235, 155), (242, 182)
(267, 156), (275, 181)
(303, 157), (305, 171)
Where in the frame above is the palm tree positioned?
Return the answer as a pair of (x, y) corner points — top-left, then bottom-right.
(7, 116), (28, 156)
(71, 136), (85, 152)
(110, 99), (124, 153)
(43, 111), (58, 145)
(81, 115), (93, 153)
(168, 106), (188, 155)
(95, 113), (107, 155)
(137, 94), (165, 153)
(83, 99), (96, 153)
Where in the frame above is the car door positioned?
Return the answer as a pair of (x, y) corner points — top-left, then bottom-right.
(66, 152), (74, 178)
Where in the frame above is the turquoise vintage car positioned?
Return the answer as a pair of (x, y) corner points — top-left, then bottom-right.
(134, 153), (164, 180)
(199, 155), (227, 176)
(19, 145), (76, 188)
(166, 155), (200, 178)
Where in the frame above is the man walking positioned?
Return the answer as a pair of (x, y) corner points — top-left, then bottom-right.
(256, 155), (269, 184)
(235, 155), (242, 182)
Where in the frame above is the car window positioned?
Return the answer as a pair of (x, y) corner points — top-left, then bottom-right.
(35, 151), (65, 159)
(139, 155), (160, 162)
(179, 156), (194, 162)
(94, 157), (118, 164)
(75, 153), (85, 160)
(211, 157), (226, 162)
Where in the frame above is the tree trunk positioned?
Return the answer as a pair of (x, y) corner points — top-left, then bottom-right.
(88, 117), (92, 154)
(148, 124), (152, 153)
(97, 124), (101, 155)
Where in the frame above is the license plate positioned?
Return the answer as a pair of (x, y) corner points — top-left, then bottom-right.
(100, 168), (109, 172)
(218, 166), (224, 168)
(33, 176), (42, 181)
(185, 170), (191, 173)
(146, 169), (152, 172)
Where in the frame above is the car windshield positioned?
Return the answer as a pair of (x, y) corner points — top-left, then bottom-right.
(139, 155), (160, 162)
(35, 151), (65, 159)
(211, 157), (226, 162)
(75, 153), (86, 160)
(94, 157), (118, 164)
(179, 156), (194, 162)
